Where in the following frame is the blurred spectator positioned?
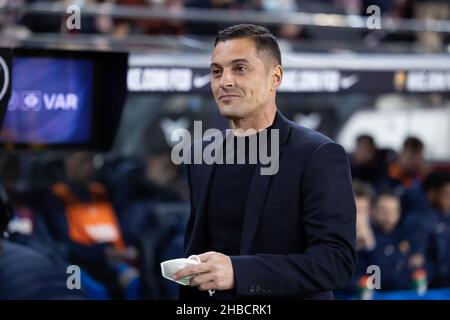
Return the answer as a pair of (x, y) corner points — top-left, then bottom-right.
(372, 191), (402, 234)
(113, 0), (184, 38)
(0, 240), (87, 299)
(354, 180), (376, 252)
(368, 190), (412, 290)
(185, 0), (241, 36)
(412, 0), (450, 51)
(108, 147), (186, 213)
(350, 134), (387, 189)
(1, 179), (85, 300)
(342, 180), (375, 294)
(401, 170), (450, 287)
(145, 148), (179, 191)
(387, 136), (429, 191)
(41, 151), (141, 299)
(258, 0), (303, 39)
(20, 0), (63, 33)
(360, 0), (412, 18)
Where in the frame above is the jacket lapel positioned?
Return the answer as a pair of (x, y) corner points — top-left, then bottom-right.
(239, 158), (277, 254)
(239, 110), (291, 254)
(185, 130), (230, 254)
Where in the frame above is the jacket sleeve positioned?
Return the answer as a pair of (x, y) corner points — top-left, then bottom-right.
(231, 142), (356, 297)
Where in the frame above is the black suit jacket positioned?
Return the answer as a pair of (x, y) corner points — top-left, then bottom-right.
(181, 110), (356, 300)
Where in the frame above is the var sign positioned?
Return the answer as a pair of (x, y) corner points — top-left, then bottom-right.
(44, 93), (79, 110)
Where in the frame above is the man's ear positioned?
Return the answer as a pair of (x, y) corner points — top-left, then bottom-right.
(272, 65), (283, 89)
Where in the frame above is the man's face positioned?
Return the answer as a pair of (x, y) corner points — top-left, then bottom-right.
(353, 139), (376, 164)
(356, 196), (370, 214)
(437, 183), (450, 215)
(64, 151), (94, 184)
(372, 195), (401, 233)
(400, 150), (424, 174)
(355, 196), (371, 223)
(210, 38), (280, 120)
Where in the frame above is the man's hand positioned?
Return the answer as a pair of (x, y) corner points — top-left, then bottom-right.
(173, 251), (235, 292)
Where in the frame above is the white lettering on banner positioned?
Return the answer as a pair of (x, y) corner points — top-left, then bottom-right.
(85, 224), (120, 243)
(142, 68), (169, 91)
(407, 71), (450, 92)
(44, 93), (78, 110)
(280, 70), (340, 92)
(9, 92), (79, 111)
(127, 67), (192, 92)
(7, 217), (33, 235)
(127, 68), (142, 91)
(170, 69), (192, 91)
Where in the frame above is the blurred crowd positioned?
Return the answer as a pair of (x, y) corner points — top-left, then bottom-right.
(343, 134), (450, 297)
(1, 0), (450, 299)
(1, 0), (450, 51)
(2, 131), (450, 299)
(0, 148), (189, 299)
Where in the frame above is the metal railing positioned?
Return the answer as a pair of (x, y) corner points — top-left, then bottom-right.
(1, 2), (449, 53)
(1, 2), (450, 34)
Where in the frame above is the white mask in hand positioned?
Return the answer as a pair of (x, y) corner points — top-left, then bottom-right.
(160, 255), (215, 296)
(160, 255), (201, 285)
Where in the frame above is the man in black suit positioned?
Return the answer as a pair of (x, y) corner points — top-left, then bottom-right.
(174, 24), (356, 299)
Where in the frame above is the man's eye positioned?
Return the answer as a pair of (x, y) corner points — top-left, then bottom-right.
(211, 69), (222, 77)
(235, 66), (247, 73)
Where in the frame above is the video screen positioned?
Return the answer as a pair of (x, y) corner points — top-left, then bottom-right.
(0, 57), (94, 145)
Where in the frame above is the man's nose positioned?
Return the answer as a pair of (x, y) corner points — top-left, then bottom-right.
(219, 69), (234, 88)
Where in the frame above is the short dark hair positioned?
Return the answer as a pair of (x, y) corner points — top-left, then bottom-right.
(356, 134), (375, 147)
(214, 24), (282, 66)
(352, 179), (375, 201)
(376, 188), (400, 201)
(403, 136), (424, 153)
(423, 170), (450, 193)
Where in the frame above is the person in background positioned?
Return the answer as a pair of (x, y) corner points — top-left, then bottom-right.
(350, 134), (386, 189)
(401, 170), (450, 288)
(412, 0), (450, 52)
(341, 180), (375, 294)
(368, 190), (412, 290)
(354, 180), (376, 253)
(144, 147), (188, 201)
(387, 136), (429, 191)
(0, 179), (86, 300)
(41, 151), (141, 299)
